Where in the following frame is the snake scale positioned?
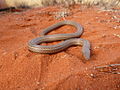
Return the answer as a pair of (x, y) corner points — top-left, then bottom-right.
(28, 20), (91, 60)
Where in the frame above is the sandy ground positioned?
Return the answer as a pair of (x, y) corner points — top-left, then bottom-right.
(0, 5), (120, 90)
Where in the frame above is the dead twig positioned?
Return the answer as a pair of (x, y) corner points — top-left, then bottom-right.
(95, 64), (120, 74)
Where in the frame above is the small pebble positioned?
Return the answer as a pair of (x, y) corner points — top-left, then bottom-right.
(113, 34), (120, 38)
(89, 73), (96, 78)
(94, 46), (100, 49)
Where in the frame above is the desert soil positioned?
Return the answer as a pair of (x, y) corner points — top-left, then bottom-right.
(0, 5), (120, 90)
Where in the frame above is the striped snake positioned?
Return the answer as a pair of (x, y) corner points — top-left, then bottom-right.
(28, 20), (91, 60)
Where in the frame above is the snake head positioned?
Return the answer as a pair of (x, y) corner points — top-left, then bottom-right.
(82, 40), (91, 60)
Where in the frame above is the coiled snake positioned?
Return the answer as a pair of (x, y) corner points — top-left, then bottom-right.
(28, 20), (91, 60)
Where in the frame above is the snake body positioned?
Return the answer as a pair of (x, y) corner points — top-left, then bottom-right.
(28, 20), (90, 60)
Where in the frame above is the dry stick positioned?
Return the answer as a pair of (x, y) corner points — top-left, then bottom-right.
(95, 64), (120, 74)
(0, 7), (15, 12)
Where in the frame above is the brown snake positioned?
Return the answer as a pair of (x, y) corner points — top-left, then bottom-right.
(28, 20), (91, 60)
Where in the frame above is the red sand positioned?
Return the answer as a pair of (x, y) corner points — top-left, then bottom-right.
(0, 5), (120, 90)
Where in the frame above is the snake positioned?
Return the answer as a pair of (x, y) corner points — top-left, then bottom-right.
(28, 20), (91, 60)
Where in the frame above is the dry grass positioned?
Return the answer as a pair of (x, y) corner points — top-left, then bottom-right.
(5, 0), (43, 8)
(0, 0), (120, 9)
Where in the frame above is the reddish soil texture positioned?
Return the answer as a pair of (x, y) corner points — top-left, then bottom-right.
(0, 5), (120, 90)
